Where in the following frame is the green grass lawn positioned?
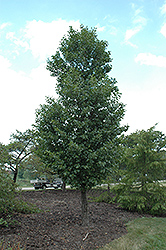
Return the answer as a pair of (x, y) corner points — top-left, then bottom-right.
(101, 217), (166, 250)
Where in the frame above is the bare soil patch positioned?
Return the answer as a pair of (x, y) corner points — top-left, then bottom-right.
(0, 189), (152, 249)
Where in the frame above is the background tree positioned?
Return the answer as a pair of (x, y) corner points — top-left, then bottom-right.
(0, 142), (9, 168)
(19, 153), (46, 180)
(7, 129), (35, 183)
(124, 125), (166, 185)
(112, 125), (166, 215)
(0, 142), (40, 227)
(35, 25), (127, 225)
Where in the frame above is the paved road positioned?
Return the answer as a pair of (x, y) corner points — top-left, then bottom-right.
(22, 187), (34, 190)
(21, 187), (59, 190)
(21, 186), (71, 190)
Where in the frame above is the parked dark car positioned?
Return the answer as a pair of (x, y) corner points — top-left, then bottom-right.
(31, 178), (63, 190)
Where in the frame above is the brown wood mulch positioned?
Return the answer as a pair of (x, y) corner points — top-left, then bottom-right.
(0, 189), (152, 250)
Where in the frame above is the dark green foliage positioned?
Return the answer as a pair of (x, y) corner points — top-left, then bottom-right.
(0, 169), (16, 215)
(111, 183), (166, 215)
(47, 25), (112, 82)
(110, 126), (166, 216)
(93, 184), (166, 216)
(123, 125), (166, 184)
(90, 191), (112, 203)
(0, 142), (9, 167)
(35, 76), (126, 191)
(93, 126), (166, 216)
(36, 25), (127, 192)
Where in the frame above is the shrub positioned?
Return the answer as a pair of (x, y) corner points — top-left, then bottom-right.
(107, 126), (166, 216)
(90, 190), (112, 203)
(0, 169), (17, 215)
(0, 168), (40, 227)
(92, 182), (166, 216)
(111, 182), (166, 216)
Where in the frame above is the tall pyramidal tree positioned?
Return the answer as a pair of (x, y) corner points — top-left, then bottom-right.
(35, 25), (127, 225)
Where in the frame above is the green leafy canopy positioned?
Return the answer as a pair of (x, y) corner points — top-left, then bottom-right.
(35, 25), (127, 191)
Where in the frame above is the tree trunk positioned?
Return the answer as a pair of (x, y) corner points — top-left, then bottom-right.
(62, 181), (66, 192)
(141, 151), (147, 193)
(107, 183), (110, 195)
(13, 166), (18, 183)
(81, 190), (89, 226)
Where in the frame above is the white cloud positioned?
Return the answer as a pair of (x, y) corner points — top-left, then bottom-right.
(0, 22), (11, 30)
(102, 16), (118, 36)
(124, 27), (140, 48)
(104, 15), (110, 20)
(125, 27), (140, 41)
(160, 2), (166, 16)
(23, 19), (80, 61)
(6, 31), (15, 39)
(133, 15), (147, 26)
(95, 23), (105, 32)
(125, 6), (147, 47)
(109, 26), (118, 36)
(0, 55), (11, 69)
(160, 2), (166, 38)
(6, 31), (29, 51)
(0, 19), (82, 144)
(5, 19), (80, 62)
(121, 85), (166, 135)
(160, 23), (166, 37)
(0, 55), (56, 144)
(135, 53), (166, 68)
(131, 3), (136, 9)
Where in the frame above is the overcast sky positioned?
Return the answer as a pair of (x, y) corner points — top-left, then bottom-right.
(0, 0), (166, 144)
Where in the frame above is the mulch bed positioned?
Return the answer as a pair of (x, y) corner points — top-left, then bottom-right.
(0, 189), (152, 250)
